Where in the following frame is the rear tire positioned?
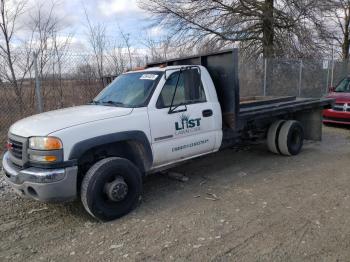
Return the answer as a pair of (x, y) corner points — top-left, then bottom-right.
(278, 120), (304, 156)
(267, 120), (285, 154)
(81, 157), (142, 221)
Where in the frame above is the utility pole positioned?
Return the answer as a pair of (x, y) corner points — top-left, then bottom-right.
(330, 40), (335, 88)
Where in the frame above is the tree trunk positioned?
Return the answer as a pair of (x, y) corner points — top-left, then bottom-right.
(262, 0), (274, 95)
(262, 0), (274, 58)
(1, 9), (24, 114)
(342, 30), (349, 61)
(342, 8), (350, 61)
(341, 6), (350, 78)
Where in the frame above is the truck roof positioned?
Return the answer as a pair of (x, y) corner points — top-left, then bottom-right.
(126, 65), (201, 73)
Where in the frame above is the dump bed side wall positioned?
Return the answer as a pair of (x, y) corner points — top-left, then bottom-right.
(204, 51), (239, 128)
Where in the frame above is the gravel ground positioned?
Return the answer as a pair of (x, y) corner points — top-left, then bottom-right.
(0, 125), (349, 262)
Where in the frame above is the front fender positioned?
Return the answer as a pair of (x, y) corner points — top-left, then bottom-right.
(68, 131), (153, 170)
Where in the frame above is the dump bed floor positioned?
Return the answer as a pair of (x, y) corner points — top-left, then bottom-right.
(239, 96), (332, 120)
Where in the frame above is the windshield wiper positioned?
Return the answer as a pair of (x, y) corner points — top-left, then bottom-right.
(89, 100), (100, 105)
(102, 101), (127, 107)
(89, 100), (127, 107)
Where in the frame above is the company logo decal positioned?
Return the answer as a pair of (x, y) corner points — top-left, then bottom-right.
(175, 114), (201, 135)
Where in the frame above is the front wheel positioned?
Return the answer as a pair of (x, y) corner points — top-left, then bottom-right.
(81, 157), (142, 221)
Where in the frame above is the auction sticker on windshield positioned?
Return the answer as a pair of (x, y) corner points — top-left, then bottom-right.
(140, 74), (158, 80)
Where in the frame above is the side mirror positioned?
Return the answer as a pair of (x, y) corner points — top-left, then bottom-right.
(328, 86), (335, 93)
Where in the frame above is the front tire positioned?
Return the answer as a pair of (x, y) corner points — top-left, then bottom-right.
(81, 157), (142, 221)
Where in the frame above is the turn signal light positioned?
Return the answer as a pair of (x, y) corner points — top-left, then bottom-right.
(29, 155), (57, 162)
(44, 156), (57, 162)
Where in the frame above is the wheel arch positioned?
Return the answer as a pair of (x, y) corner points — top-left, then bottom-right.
(69, 131), (153, 175)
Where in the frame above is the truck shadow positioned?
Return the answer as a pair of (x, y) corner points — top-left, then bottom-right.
(32, 145), (260, 223)
(323, 123), (350, 130)
(138, 143), (269, 209)
(41, 140), (319, 222)
(55, 142), (291, 222)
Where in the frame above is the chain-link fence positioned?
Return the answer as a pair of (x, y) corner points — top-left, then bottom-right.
(1, 50), (349, 152)
(239, 58), (348, 98)
(0, 49), (146, 151)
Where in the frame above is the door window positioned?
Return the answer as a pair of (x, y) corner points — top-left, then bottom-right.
(156, 69), (206, 108)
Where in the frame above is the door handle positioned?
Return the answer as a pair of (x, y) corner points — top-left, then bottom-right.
(202, 109), (213, 117)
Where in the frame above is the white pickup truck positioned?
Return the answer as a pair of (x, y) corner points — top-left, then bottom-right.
(2, 50), (333, 221)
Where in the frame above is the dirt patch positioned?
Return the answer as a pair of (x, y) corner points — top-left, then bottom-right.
(0, 126), (350, 261)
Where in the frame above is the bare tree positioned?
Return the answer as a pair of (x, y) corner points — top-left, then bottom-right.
(51, 31), (72, 108)
(0, 0), (31, 111)
(321, 1), (350, 61)
(76, 63), (95, 79)
(28, 1), (71, 110)
(141, 34), (173, 62)
(138, 0), (326, 59)
(119, 27), (133, 69)
(29, 1), (59, 77)
(107, 42), (127, 75)
(84, 7), (107, 80)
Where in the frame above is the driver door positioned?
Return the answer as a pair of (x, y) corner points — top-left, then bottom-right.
(148, 68), (217, 167)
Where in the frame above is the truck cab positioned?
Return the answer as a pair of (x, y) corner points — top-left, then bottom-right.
(3, 65), (223, 220)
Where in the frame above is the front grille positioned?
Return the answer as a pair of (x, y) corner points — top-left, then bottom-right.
(9, 138), (23, 159)
(333, 103), (344, 111)
(333, 103), (350, 112)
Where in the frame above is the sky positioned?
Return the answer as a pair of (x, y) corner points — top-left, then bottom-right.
(18, 0), (162, 52)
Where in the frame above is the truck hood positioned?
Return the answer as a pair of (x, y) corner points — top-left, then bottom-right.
(327, 92), (350, 103)
(9, 105), (133, 137)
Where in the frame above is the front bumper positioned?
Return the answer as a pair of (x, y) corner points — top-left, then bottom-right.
(2, 151), (78, 202)
(323, 109), (350, 125)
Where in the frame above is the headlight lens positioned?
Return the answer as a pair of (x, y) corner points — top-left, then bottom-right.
(29, 137), (62, 150)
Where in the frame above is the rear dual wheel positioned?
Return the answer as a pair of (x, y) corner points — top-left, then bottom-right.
(267, 120), (304, 156)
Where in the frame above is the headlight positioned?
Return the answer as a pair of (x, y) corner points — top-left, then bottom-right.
(29, 137), (63, 151)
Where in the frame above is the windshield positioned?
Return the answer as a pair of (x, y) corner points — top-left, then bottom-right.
(93, 71), (163, 107)
(335, 78), (350, 93)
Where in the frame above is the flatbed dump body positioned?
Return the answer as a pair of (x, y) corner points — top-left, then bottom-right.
(148, 49), (333, 145)
(148, 49), (333, 132)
